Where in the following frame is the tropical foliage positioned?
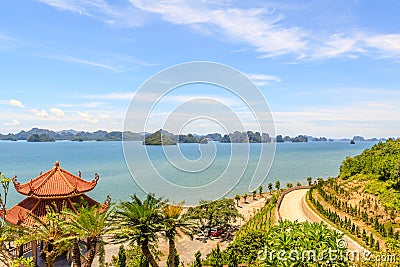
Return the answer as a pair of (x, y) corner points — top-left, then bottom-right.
(202, 220), (349, 266)
(340, 139), (400, 186)
(60, 202), (113, 267)
(111, 194), (165, 267)
(185, 198), (241, 230)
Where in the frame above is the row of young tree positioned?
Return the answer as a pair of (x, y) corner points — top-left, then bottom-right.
(308, 186), (381, 251)
(318, 179), (400, 248)
(234, 194), (277, 237)
(317, 182), (396, 237)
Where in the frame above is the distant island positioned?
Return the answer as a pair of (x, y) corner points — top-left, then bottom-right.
(27, 133), (55, 142)
(0, 128), (387, 143)
(143, 130), (177, 145)
(143, 130), (208, 145)
(0, 128), (143, 142)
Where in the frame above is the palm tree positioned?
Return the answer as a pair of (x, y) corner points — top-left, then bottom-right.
(258, 185), (263, 197)
(162, 203), (194, 267)
(112, 194), (164, 267)
(19, 209), (70, 267)
(252, 190), (257, 200)
(296, 181), (302, 186)
(61, 202), (113, 267)
(267, 183), (273, 194)
(307, 177), (312, 186)
(243, 193), (248, 203)
(275, 181), (280, 191)
(286, 182), (293, 189)
(234, 195), (240, 207)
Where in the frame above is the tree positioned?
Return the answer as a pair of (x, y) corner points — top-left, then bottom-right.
(166, 248), (179, 267)
(275, 181), (280, 191)
(193, 251), (202, 267)
(267, 183), (273, 194)
(162, 203), (194, 267)
(116, 245), (126, 267)
(203, 244), (223, 267)
(258, 185), (263, 196)
(0, 173), (22, 267)
(243, 193), (248, 203)
(296, 181), (302, 186)
(234, 195), (240, 207)
(307, 177), (313, 186)
(61, 202), (113, 267)
(204, 220), (348, 266)
(186, 198), (241, 231)
(112, 194), (164, 267)
(286, 182), (293, 189)
(18, 209), (70, 267)
(252, 190), (256, 200)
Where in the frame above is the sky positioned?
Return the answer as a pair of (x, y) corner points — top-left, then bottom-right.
(0, 0), (400, 138)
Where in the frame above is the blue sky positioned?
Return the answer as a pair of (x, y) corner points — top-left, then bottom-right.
(0, 0), (400, 138)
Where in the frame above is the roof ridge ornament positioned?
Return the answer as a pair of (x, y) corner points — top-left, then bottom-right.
(12, 176), (19, 186)
(93, 173), (99, 183)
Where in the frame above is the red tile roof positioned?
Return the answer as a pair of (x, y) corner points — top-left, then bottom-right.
(0, 195), (110, 226)
(13, 161), (98, 198)
(0, 161), (111, 226)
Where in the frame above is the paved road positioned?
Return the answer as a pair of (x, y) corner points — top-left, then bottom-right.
(279, 189), (366, 252)
(279, 189), (313, 223)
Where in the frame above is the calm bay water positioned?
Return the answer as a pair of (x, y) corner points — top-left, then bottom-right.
(0, 140), (376, 206)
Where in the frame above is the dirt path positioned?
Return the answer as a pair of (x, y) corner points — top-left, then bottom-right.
(279, 189), (365, 252)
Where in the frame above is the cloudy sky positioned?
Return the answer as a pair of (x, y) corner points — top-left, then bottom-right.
(0, 0), (399, 138)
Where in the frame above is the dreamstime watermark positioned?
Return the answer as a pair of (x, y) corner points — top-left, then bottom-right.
(122, 62), (276, 205)
(257, 239), (398, 264)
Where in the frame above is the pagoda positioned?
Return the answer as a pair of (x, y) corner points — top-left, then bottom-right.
(2, 161), (109, 226)
(0, 161), (110, 264)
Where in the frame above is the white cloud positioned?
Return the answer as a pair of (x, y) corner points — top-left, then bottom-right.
(57, 55), (121, 72)
(84, 92), (135, 100)
(313, 33), (364, 59)
(4, 119), (20, 126)
(312, 33), (400, 60)
(99, 114), (111, 119)
(77, 112), (99, 123)
(37, 0), (92, 15)
(272, 100), (400, 138)
(364, 34), (400, 57)
(37, 1), (400, 60)
(129, 1), (307, 57)
(246, 73), (282, 86)
(58, 102), (105, 108)
(49, 107), (65, 118)
(8, 99), (25, 108)
(37, 0), (144, 27)
(30, 109), (49, 118)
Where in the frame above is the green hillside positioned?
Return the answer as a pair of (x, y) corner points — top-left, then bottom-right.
(339, 138), (400, 209)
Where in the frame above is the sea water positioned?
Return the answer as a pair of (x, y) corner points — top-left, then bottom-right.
(0, 140), (376, 206)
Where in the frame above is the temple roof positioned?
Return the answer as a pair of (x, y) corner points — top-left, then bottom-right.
(12, 161), (99, 198)
(0, 195), (111, 226)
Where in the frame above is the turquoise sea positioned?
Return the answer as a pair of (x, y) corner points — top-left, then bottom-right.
(0, 141), (376, 206)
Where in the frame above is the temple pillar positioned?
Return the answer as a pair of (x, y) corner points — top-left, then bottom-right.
(18, 244), (23, 257)
(31, 240), (38, 266)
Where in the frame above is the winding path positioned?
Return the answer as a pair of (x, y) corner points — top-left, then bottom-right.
(279, 189), (365, 252)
